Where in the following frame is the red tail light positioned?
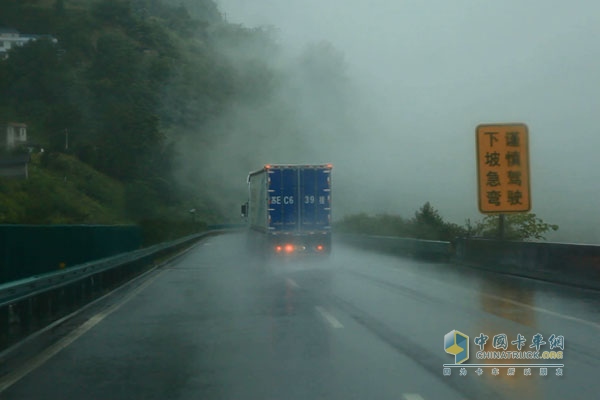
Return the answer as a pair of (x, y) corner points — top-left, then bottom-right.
(284, 244), (295, 253)
(275, 245), (283, 253)
(316, 245), (324, 251)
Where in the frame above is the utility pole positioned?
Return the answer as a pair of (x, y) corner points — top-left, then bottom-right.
(65, 129), (69, 150)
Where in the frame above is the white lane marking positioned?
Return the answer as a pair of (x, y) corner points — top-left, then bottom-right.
(0, 270), (165, 394)
(403, 394), (425, 400)
(285, 278), (300, 289)
(315, 306), (344, 329)
(348, 265), (600, 331)
(481, 292), (600, 331)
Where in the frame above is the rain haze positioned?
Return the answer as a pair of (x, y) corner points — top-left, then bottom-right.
(188, 0), (600, 244)
(3, 2), (600, 398)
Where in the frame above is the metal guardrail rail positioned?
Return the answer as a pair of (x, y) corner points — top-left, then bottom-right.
(0, 232), (209, 308)
(336, 234), (453, 260)
(0, 230), (226, 352)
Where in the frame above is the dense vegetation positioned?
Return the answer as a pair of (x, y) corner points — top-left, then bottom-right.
(0, 0), (273, 239)
(470, 213), (559, 241)
(335, 202), (559, 242)
(0, 152), (126, 224)
(334, 203), (464, 242)
(0, 0), (353, 223)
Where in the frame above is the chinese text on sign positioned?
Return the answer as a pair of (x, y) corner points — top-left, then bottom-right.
(476, 124), (531, 213)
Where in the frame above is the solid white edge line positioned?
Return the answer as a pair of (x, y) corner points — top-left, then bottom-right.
(481, 293), (600, 331)
(403, 394), (425, 400)
(315, 306), (343, 329)
(0, 236), (204, 363)
(285, 278), (300, 289)
(0, 270), (164, 394)
(349, 265), (600, 331)
(0, 238), (200, 363)
(0, 236), (207, 393)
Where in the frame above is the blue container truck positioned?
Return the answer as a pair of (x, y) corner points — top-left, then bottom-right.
(242, 164), (332, 256)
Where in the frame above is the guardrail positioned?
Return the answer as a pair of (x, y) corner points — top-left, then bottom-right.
(454, 237), (600, 291)
(0, 230), (223, 352)
(336, 233), (600, 291)
(336, 234), (453, 261)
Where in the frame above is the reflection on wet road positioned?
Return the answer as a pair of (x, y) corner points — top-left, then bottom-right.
(1, 233), (599, 399)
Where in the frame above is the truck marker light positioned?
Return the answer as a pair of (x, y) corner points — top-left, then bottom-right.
(275, 245), (283, 252)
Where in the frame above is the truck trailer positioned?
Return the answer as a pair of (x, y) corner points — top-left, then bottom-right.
(242, 164), (332, 256)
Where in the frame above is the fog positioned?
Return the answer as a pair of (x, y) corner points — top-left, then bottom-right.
(179, 0), (600, 244)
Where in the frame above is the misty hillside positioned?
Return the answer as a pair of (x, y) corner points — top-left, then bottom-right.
(0, 0), (369, 227)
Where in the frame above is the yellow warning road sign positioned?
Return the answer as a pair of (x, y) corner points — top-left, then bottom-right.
(476, 123), (531, 213)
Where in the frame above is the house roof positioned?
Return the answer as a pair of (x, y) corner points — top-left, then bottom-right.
(0, 28), (19, 34)
(0, 154), (30, 166)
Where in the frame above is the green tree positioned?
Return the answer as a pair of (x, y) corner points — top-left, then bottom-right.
(0, 38), (78, 149)
(0, 0), (334, 227)
(474, 213), (559, 241)
(91, 0), (136, 28)
(336, 203), (469, 242)
(54, 0), (65, 16)
(86, 31), (167, 180)
(411, 202), (446, 240)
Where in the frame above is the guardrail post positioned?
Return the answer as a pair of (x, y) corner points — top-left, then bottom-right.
(41, 292), (52, 324)
(47, 291), (55, 320)
(0, 307), (8, 347)
(89, 276), (95, 296)
(80, 281), (85, 303)
(68, 285), (76, 311)
(96, 273), (104, 294)
(57, 288), (66, 315)
(24, 297), (34, 333)
(8, 304), (21, 338)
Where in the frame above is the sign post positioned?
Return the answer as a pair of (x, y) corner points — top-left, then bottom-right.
(476, 124), (531, 227)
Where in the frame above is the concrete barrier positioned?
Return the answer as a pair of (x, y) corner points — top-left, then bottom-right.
(337, 234), (600, 290)
(454, 238), (600, 290)
(336, 234), (453, 261)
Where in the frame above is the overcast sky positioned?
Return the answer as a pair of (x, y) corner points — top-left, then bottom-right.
(215, 0), (600, 244)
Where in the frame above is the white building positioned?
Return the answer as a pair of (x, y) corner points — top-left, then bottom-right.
(0, 28), (58, 59)
(5, 123), (27, 150)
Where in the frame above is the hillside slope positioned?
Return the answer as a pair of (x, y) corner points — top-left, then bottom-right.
(0, 153), (128, 224)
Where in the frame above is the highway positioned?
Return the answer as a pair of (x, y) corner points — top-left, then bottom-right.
(0, 232), (598, 399)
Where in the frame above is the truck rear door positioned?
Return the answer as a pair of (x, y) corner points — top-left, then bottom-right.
(300, 167), (331, 230)
(268, 167), (298, 231)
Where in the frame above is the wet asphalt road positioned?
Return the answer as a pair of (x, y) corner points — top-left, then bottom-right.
(1, 232), (599, 399)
